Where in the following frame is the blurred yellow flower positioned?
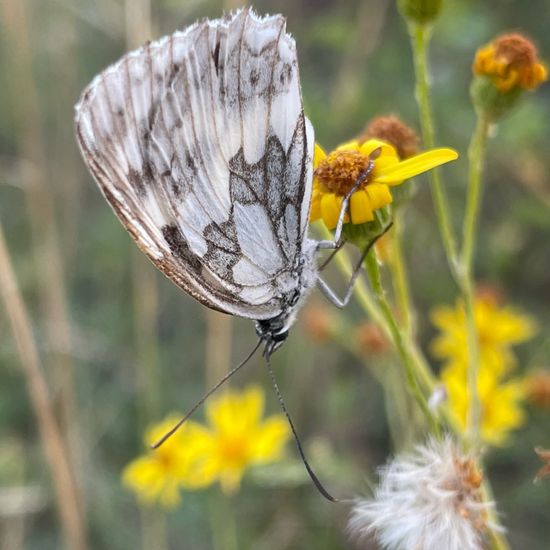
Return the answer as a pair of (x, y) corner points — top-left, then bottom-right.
(431, 295), (536, 375)
(122, 415), (214, 509)
(442, 362), (526, 446)
(198, 385), (291, 493)
(474, 33), (547, 92)
(310, 139), (457, 229)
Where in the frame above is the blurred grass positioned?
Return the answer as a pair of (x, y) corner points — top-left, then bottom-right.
(1, 0), (549, 548)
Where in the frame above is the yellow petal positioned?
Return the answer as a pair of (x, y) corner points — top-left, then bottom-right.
(375, 148), (458, 185)
(336, 139), (360, 152)
(366, 183), (392, 211)
(252, 417), (290, 462)
(240, 386), (264, 430)
(372, 155), (400, 172)
(309, 189), (322, 221)
(313, 143), (327, 169)
(349, 190), (374, 224)
(320, 193), (343, 229)
(359, 139), (397, 159)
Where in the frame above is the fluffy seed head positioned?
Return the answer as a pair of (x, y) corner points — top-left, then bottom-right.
(348, 437), (502, 550)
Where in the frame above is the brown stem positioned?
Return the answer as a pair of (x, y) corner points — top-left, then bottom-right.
(0, 0), (82, 500)
(0, 223), (87, 550)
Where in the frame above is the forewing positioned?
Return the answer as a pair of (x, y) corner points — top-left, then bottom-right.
(75, 9), (313, 319)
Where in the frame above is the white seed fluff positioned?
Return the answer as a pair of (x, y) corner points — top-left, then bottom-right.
(348, 437), (502, 550)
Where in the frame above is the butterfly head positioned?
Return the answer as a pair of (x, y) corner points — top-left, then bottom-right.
(255, 316), (291, 357)
(255, 297), (301, 358)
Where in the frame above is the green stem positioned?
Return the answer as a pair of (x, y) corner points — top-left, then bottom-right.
(480, 470), (512, 550)
(460, 114), (490, 447)
(462, 115), (490, 273)
(317, 224), (436, 399)
(209, 492), (238, 550)
(140, 507), (167, 550)
(364, 251), (440, 435)
(317, 224), (386, 328)
(388, 213), (414, 336)
(409, 22), (459, 277)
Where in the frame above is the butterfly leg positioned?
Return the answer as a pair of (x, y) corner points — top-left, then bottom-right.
(316, 222), (393, 308)
(315, 160), (375, 251)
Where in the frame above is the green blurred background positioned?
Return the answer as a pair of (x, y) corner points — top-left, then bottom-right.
(1, 0), (549, 548)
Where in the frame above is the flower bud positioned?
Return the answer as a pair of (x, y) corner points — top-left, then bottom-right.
(526, 370), (550, 410)
(398, 0), (443, 25)
(301, 304), (333, 343)
(359, 114), (420, 159)
(355, 322), (389, 355)
(471, 33), (547, 121)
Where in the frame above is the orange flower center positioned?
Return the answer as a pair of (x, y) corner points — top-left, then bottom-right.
(493, 33), (538, 70)
(315, 150), (372, 195)
(219, 436), (249, 467)
(157, 448), (176, 470)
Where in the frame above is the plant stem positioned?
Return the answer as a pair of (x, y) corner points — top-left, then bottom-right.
(460, 114), (490, 447)
(479, 469), (512, 550)
(0, 221), (87, 550)
(364, 251), (439, 435)
(317, 224), (436, 396)
(1, 0), (83, 494)
(388, 214), (414, 335)
(462, 115), (490, 274)
(209, 492), (238, 550)
(409, 22), (459, 277)
(317, 225), (386, 329)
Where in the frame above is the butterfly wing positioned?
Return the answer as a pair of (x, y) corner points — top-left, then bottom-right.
(75, 9), (314, 320)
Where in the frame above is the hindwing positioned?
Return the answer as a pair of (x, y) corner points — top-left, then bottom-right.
(75, 8), (314, 319)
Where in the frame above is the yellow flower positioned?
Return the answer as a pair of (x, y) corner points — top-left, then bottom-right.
(430, 295), (536, 375)
(310, 139), (457, 229)
(474, 33), (547, 92)
(442, 361), (526, 446)
(122, 415), (214, 508)
(197, 386), (291, 493)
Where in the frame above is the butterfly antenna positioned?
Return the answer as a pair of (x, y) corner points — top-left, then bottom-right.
(264, 353), (339, 503)
(151, 339), (262, 449)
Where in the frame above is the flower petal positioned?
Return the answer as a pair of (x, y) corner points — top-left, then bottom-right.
(320, 193), (343, 229)
(309, 189), (322, 221)
(252, 417), (290, 462)
(359, 139), (397, 159)
(375, 148), (458, 185)
(313, 143), (327, 169)
(366, 183), (392, 211)
(350, 190), (374, 224)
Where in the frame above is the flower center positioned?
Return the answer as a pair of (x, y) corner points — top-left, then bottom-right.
(494, 34), (538, 70)
(157, 448), (176, 471)
(315, 150), (372, 195)
(219, 436), (249, 468)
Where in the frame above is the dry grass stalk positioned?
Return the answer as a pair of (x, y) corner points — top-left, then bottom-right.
(0, 0), (82, 492)
(0, 223), (87, 550)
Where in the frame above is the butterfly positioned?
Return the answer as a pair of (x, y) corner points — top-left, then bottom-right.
(75, 8), (371, 357)
(75, 8), (379, 500)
